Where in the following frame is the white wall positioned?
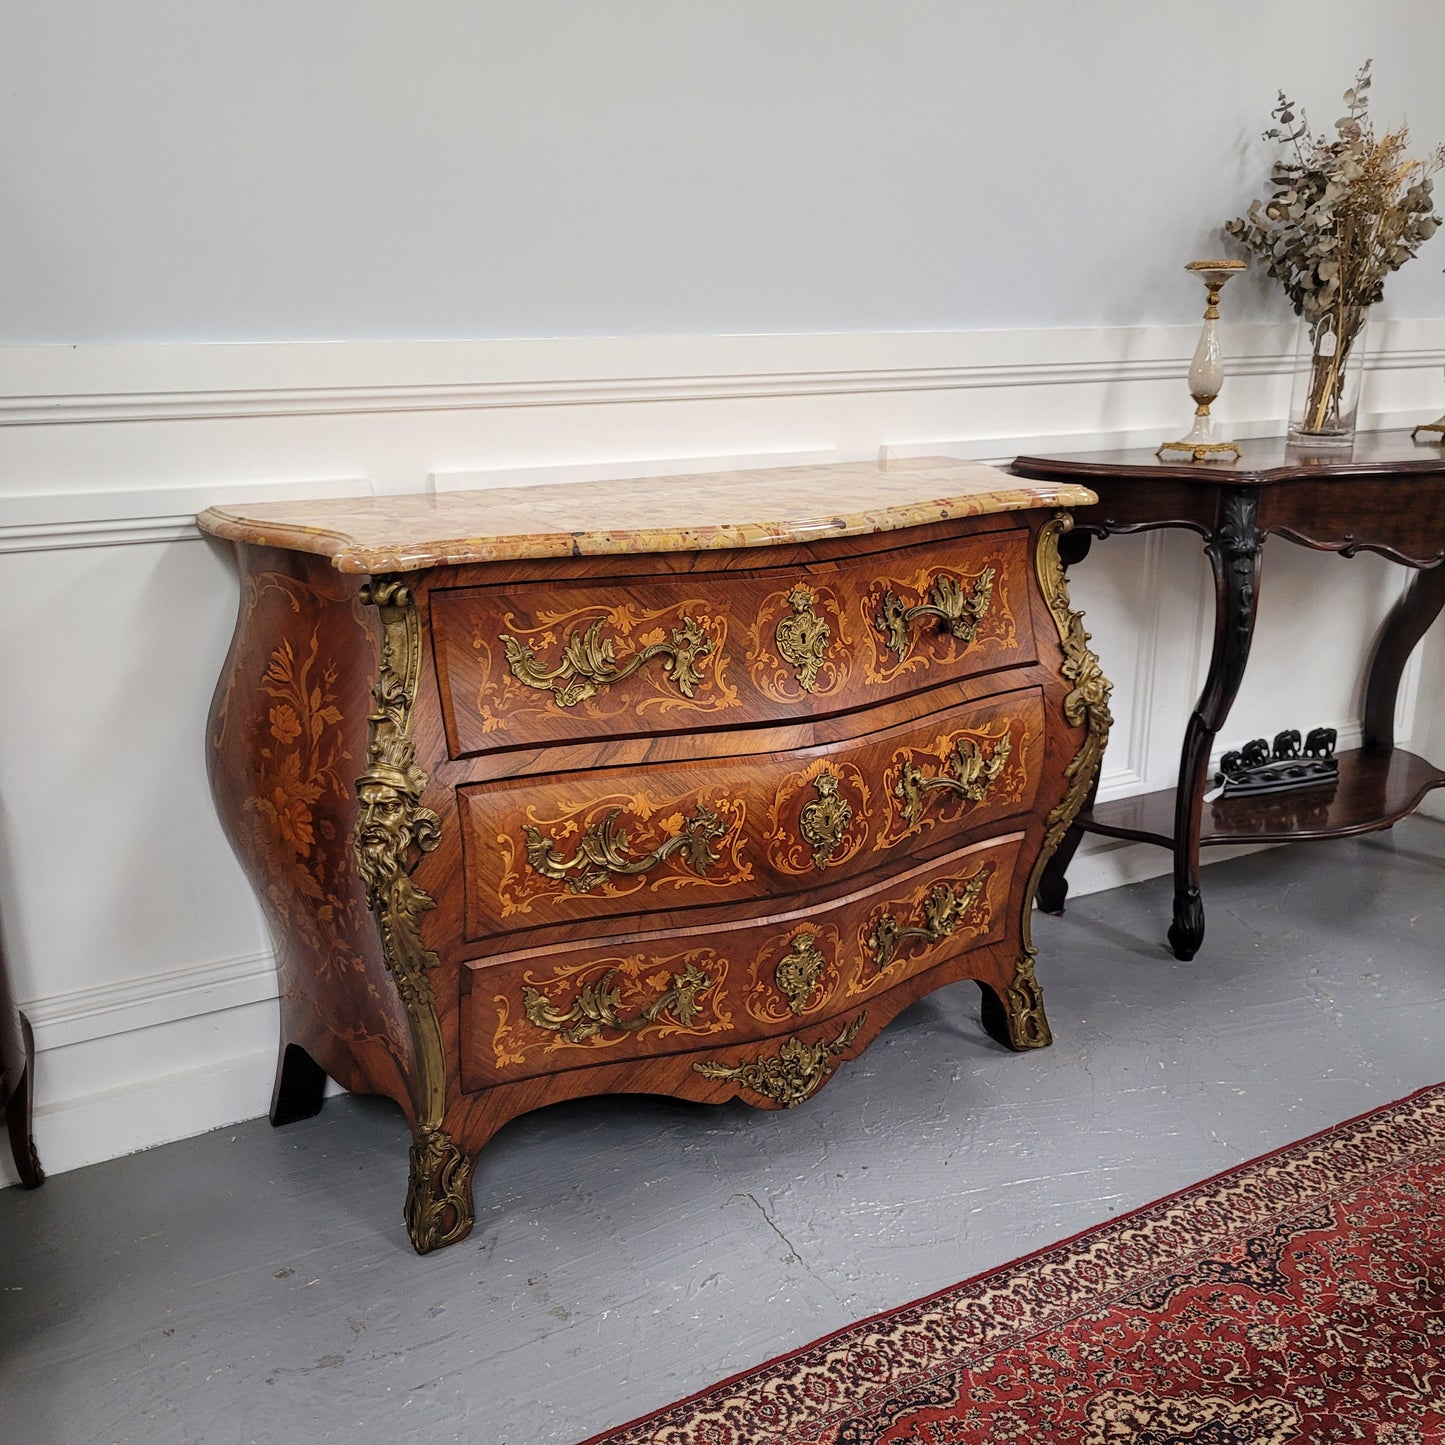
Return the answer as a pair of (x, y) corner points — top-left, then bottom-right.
(3, 2), (1444, 342)
(2, 5), (1443, 1183)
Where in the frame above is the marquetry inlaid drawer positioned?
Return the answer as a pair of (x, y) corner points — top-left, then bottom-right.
(460, 831), (1024, 1088)
(430, 528), (1037, 759)
(455, 682), (1045, 944)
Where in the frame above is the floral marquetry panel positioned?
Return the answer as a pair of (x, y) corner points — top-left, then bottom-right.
(206, 551), (416, 1117)
(200, 460), (1107, 1253)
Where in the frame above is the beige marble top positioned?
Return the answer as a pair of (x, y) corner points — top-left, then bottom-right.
(196, 456), (1097, 574)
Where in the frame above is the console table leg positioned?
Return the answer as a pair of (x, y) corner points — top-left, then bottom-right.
(1363, 562), (1445, 751)
(1168, 492), (1263, 961)
(6, 1014), (43, 1188)
(270, 1041), (328, 1127)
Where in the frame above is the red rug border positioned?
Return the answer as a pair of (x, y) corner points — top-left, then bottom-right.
(578, 1077), (1445, 1445)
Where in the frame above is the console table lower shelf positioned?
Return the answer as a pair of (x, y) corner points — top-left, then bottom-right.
(1079, 747), (1445, 848)
(199, 457), (1107, 1253)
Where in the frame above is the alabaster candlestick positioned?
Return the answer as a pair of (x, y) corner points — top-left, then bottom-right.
(1158, 259), (1247, 462)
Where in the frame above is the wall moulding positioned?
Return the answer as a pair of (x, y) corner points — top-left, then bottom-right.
(24, 951), (279, 1052)
(2, 320), (1442, 429)
(0, 477), (373, 554)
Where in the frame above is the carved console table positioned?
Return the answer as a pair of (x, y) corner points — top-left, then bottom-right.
(199, 458), (1108, 1253)
(1012, 432), (1445, 960)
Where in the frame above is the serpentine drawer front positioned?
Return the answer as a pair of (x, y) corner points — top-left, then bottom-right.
(455, 682), (1045, 943)
(462, 832), (1024, 1089)
(429, 525), (1037, 759)
(199, 456), (1108, 1254)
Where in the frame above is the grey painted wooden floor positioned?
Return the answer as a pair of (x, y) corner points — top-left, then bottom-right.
(2, 818), (1442, 1445)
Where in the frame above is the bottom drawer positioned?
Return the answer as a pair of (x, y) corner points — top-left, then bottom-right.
(460, 831), (1024, 1088)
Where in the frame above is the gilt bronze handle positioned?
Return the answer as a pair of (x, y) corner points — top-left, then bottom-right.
(524, 804), (729, 894)
(873, 567), (995, 661)
(894, 733), (1012, 826)
(867, 867), (993, 972)
(522, 961), (712, 1044)
(501, 613), (713, 708)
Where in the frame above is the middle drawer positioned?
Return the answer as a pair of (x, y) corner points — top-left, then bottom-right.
(456, 681), (1044, 944)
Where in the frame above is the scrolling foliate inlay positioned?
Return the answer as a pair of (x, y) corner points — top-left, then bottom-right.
(355, 577), (472, 1253)
(694, 1014), (866, 1108)
(501, 612), (714, 707)
(491, 951), (733, 1069)
(866, 866), (994, 973)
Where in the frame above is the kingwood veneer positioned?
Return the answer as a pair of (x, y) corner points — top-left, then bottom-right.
(199, 458), (1108, 1253)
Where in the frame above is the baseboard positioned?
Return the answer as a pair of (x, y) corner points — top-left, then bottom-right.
(1417, 792), (1445, 823)
(1061, 834), (1279, 903)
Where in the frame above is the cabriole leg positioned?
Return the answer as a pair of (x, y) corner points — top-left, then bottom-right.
(978, 958), (1053, 1052)
(404, 1126), (475, 1254)
(270, 1041), (328, 1127)
(1169, 490), (1262, 961)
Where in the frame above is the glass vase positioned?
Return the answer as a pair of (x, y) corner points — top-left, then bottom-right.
(1287, 310), (1370, 448)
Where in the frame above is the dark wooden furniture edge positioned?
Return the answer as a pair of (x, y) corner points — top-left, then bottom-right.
(1, 921), (43, 1188)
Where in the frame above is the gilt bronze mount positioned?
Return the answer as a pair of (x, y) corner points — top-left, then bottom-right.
(874, 568), (995, 661)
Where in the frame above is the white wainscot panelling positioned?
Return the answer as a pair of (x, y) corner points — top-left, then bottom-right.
(3, 324), (1444, 1186)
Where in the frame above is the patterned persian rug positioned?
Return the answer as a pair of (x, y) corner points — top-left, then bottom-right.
(584, 1083), (1445, 1444)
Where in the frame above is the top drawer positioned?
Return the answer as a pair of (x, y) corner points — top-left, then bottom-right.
(430, 528), (1038, 759)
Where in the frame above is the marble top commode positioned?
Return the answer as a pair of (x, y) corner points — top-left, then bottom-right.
(203, 447), (1111, 1254)
(196, 456), (1097, 572)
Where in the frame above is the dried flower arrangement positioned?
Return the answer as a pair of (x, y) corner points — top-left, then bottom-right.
(1226, 61), (1444, 438)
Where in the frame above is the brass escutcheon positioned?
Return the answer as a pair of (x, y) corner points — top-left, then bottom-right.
(774, 583), (832, 692)
(798, 768), (854, 869)
(774, 932), (828, 1015)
